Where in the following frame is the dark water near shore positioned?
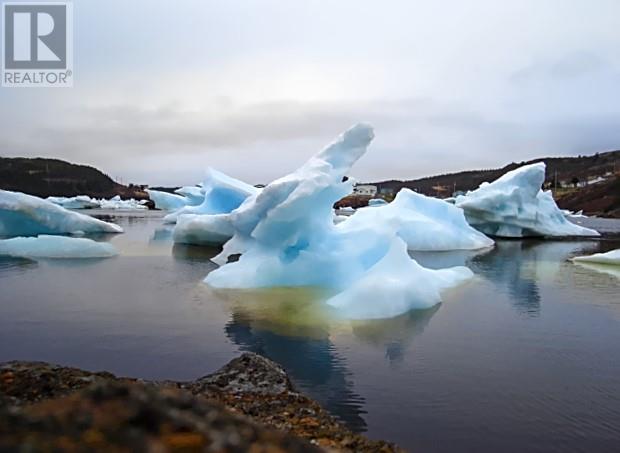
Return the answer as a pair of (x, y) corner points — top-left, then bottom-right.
(1, 210), (620, 453)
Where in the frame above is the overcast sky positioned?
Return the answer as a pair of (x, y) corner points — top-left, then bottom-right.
(1, 0), (619, 186)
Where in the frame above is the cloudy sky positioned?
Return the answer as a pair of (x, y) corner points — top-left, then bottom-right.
(1, 0), (620, 186)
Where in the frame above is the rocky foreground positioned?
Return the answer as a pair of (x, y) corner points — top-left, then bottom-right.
(0, 353), (402, 452)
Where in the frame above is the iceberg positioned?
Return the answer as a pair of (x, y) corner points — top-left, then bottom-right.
(98, 195), (148, 210)
(326, 238), (472, 319)
(174, 186), (205, 206)
(367, 198), (388, 207)
(455, 163), (599, 237)
(165, 169), (259, 224)
(202, 124), (473, 319)
(146, 189), (189, 211)
(339, 189), (494, 251)
(47, 195), (148, 210)
(0, 190), (123, 236)
(47, 195), (100, 209)
(571, 249), (620, 266)
(173, 213), (235, 246)
(0, 235), (118, 259)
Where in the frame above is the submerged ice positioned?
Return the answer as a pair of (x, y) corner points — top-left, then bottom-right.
(0, 235), (118, 259)
(0, 190), (123, 236)
(197, 124), (473, 319)
(455, 163), (599, 238)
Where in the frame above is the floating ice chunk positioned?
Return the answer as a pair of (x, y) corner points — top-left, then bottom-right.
(203, 124), (474, 319)
(47, 195), (148, 210)
(98, 196), (148, 210)
(368, 198), (388, 207)
(173, 213), (235, 246)
(0, 235), (118, 259)
(571, 249), (620, 266)
(166, 169), (259, 224)
(567, 210), (588, 219)
(326, 238), (473, 319)
(47, 195), (100, 209)
(0, 190), (123, 236)
(146, 189), (188, 211)
(174, 186), (205, 206)
(455, 163), (599, 237)
(338, 206), (355, 214)
(339, 189), (494, 251)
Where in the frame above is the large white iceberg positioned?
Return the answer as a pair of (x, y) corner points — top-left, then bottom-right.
(571, 249), (620, 266)
(146, 189), (189, 211)
(0, 190), (123, 236)
(339, 188), (494, 251)
(201, 124), (473, 319)
(165, 169), (259, 224)
(455, 163), (599, 237)
(0, 235), (118, 259)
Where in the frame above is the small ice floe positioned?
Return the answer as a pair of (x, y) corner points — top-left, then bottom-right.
(571, 249), (620, 266)
(0, 190), (123, 236)
(0, 235), (118, 259)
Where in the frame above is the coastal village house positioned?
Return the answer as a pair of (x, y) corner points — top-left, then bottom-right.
(353, 184), (378, 196)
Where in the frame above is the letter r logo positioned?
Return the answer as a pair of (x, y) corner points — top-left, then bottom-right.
(3, 3), (67, 69)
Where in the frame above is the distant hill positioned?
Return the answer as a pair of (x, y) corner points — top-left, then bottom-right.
(0, 157), (147, 199)
(371, 150), (619, 196)
(367, 150), (620, 217)
(555, 176), (620, 218)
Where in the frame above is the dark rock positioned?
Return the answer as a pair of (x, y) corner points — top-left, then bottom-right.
(0, 353), (404, 452)
(0, 380), (320, 452)
(191, 352), (292, 396)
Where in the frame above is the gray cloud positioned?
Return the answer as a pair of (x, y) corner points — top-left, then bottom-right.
(1, 0), (620, 186)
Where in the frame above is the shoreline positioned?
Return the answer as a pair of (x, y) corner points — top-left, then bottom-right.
(0, 353), (403, 452)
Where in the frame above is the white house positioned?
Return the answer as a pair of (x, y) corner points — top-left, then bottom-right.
(353, 184), (377, 196)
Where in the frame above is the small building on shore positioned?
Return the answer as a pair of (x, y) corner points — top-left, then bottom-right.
(353, 184), (377, 196)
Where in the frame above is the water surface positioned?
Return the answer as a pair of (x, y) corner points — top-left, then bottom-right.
(1, 210), (619, 453)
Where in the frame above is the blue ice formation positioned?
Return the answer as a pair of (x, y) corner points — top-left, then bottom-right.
(367, 198), (388, 207)
(174, 186), (205, 206)
(454, 163), (599, 237)
(146, 189), (189, 211)
(0, 235), (118, 259)
(0, 190), (123, 236)
(340, 189), (494, 251)
(165, 168), (259, 224)
(198, 124), (473, 319)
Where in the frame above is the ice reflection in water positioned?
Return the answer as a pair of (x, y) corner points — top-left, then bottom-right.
(215, 286), (368, 430)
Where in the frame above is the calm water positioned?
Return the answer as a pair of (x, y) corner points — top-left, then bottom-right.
(1, 210), (620, 453)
